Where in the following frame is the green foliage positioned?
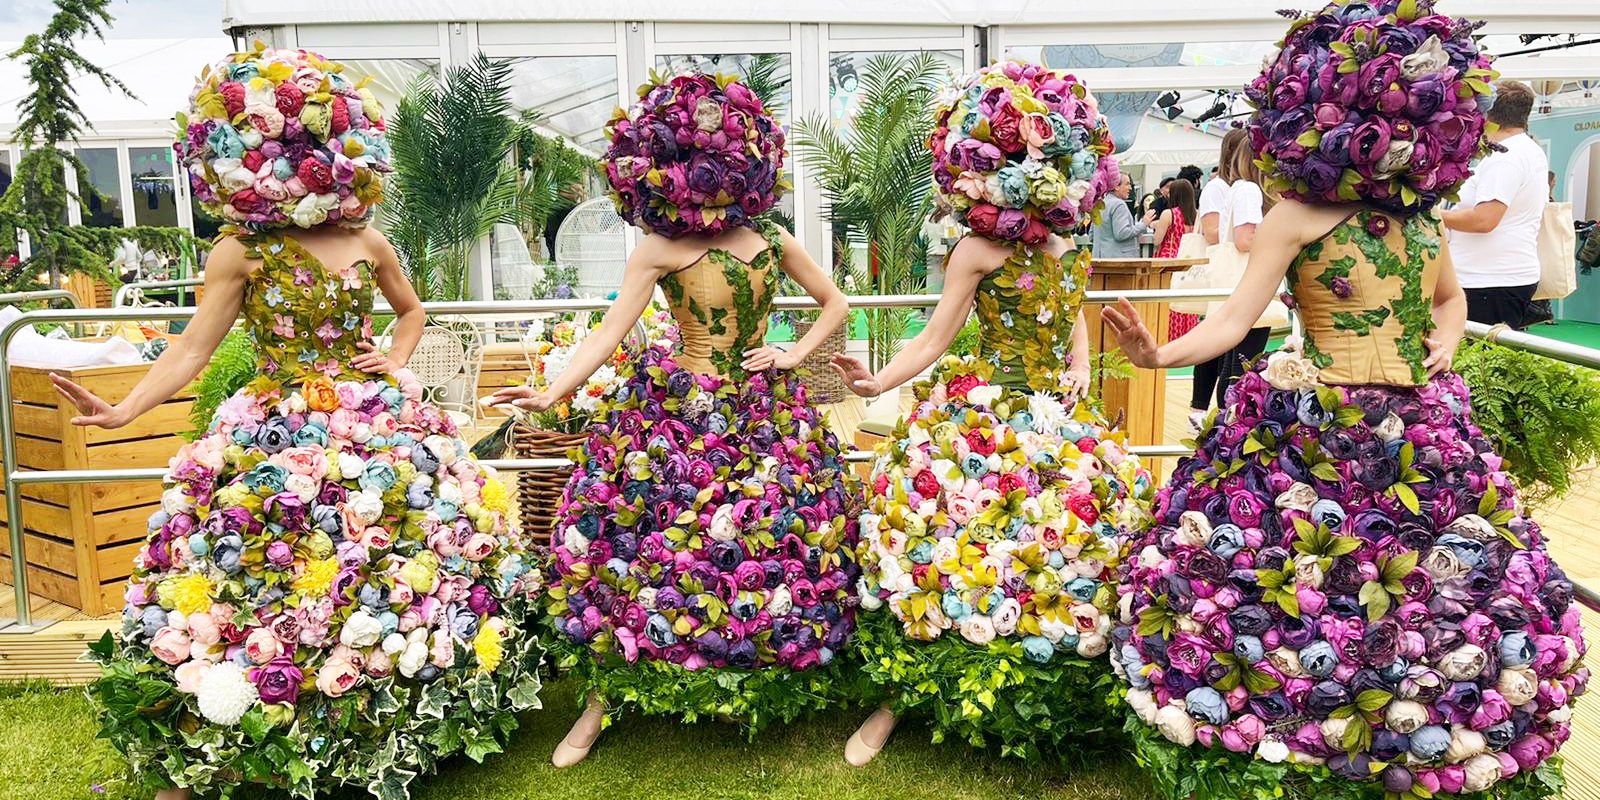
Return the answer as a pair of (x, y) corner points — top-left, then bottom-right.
(950, 314), (982, 358)
(1453, 338), (1600, 505)
(185, 330), (258, 439)
(793, 52), (950, 372)
(547, 629), (861, 737)
(514, 117), (594, 252)
(852, 610), (1125, 764)
(0, 1), (205, 293)
(1126, 711), (1565, 800)
(385, 54), (534, 301)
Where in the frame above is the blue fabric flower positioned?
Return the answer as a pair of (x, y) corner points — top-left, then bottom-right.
(908, 540), (935, 565)
(254, 417), (293, 454)
(1233, 634), (1266, 664)
(188, 533), (209, 557)
(212, 533), (244, 574)
(1208, 523), (1246, 559)
(1185, 686), (1230, 725)
(645, 613), (677, 647)
(1409, 725), (1451, 760)
(360, 461), (399, 493)
(961, 452), (989, 478)
(410, 444), (440, 474)
(942, 592), (972, 621)
(1022, 635), (1055, 664)
(1066, 577), (1100, 602)
(997, 165), (1030, 208)
(1498, 631), (1535, 667)
(293, 421), (329, 447)
(1310, 499), (1346, 529)
(243, 462), (288, 493)
(1300, 640), (1339, 678)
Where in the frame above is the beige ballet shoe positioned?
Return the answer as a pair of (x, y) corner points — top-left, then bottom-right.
(844, 704), (899, 766)
(155, 789), (192, 800)
(551, 693), (607, 768)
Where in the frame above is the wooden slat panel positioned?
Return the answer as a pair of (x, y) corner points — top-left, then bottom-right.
(0, 529), (77, 574)
(82, 399), (194, 444)
(10, 363), (195, 405)
(0, 555), (79, 606)
(11, 403), (63, 441)
(94, 539), (144, 583)
(0, 496), (75, 540)
(82, 436), (184, 469)
(0, 619), (116, 686)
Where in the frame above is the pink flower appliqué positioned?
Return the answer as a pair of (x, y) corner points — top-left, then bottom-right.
(1017, 272), (1037, 291)
(272, 313), (296, 338)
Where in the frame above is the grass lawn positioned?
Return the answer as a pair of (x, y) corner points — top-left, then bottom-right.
(0, 678), (1156, 800)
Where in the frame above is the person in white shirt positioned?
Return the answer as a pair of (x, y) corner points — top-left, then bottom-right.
(1441, 80), (1548, 329)
(1197, 129), (1246, 245)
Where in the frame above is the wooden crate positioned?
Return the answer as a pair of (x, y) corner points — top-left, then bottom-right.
(64, 274), (114, 309)
(0, 361), (195, 615)
(475, 342), (531, 418)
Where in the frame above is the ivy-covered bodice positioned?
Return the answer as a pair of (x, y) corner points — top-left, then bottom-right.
(236, 232), (378, 393)
(1285, 210), (1441, 387)
(971, 243), (1091, 394)
(658, 220), (782, 380)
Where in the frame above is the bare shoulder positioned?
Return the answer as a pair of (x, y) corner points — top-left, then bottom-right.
(357, 224), (398, 258)
(204, 235), (252, 278)
(1265, 198), (1359, 244)
(949, 235), (1012, 279)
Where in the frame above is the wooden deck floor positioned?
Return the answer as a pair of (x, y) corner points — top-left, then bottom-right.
(2, 380), (1599, 797)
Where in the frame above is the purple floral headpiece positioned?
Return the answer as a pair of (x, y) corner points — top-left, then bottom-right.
(931, 61), (1119, 245)
(176, 43), (391, 231)
(1246, 0), (1496, 215)
(603, 72), (786, 239)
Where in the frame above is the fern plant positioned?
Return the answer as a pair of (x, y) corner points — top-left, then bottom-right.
(1453, 338), (1600, 505)
(185, 330), (257, 439)
(383, 54), (532, 301)
(793, 52), (949, 371)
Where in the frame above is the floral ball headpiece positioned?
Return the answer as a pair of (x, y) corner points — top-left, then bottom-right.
(603, 72), (786, 239)
(176, 43), (391, 231)
(1246, 0), (1496, 215)
(931, 61), (1118, 245)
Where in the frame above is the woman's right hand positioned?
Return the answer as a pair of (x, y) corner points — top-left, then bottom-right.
(484, 385), (557, 412)
(1101, 298), (1164, 369)
(830, 354), (882, 398)
(50, 373), (130, 429)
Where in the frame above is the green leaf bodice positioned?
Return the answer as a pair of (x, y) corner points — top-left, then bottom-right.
(971, 244), (1090, 393)
(236, 232), (378, 393)
(1285, 210), (1441, 386)
(658, 220), (783, 380)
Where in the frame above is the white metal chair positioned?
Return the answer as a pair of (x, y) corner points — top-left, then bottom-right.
(384, 317), (485, 438)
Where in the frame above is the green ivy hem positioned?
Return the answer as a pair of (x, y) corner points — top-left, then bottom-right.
(850, 610), (1125, 763)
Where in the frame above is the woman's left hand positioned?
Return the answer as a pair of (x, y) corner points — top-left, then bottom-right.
(742, 346), (800, 372)
(352, 341), (404, 374)
(1423, 333), (1459, 377)
(1063, 367), (1092, 401)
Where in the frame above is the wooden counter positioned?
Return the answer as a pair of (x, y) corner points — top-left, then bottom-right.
(1085, 256), (1206, 450)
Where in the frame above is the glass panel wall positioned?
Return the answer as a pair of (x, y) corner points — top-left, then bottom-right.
(340, 58), (440, 113)
(506, 56), (620, 152)
(129, 146), (179, 228)
(76, 147), (124, 227)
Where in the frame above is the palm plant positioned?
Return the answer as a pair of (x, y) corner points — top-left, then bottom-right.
(513, 114), (595, 257)
(383, 54), (532, 301)
(793, 52), (948, 370)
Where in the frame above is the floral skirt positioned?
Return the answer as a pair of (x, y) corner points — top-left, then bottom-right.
(852, 357), (1155, 760)
(90, 371), (543, 798)
(547, 346), (861, 730)
(1114, 344), (1588, 798)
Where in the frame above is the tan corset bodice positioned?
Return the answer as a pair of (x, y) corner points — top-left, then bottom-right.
(658, 221), (782, 379)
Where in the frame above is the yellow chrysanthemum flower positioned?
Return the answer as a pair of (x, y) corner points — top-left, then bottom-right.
(158, 573), (215, 615)
(480, 478), (511, 515)
(292, 557), (339, 597)
(473, 623), (504, 674)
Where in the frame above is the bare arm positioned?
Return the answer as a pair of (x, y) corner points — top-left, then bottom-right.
(741, 228), (849, 372)
(1105, 202), (1311, 369)
(1423, 236), (1467, 376)
(1200, 212), (1221, 245)
(353, 230), (425, 372)
(1152, 209), (1174, 247)
(1439, 200), (1507, 234)
(832, 241), (988, 397)
(487, 239), (663, 410)
(52, 237), (249, 428)
(1232, 222), (1257, 252)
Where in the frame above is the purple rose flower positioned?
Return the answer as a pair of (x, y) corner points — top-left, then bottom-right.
(252, 657), (303, 704)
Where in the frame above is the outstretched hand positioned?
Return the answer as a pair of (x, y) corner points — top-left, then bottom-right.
(483, 384), (557, 413)
(830, 353), (883, 398)
(50, 372), (129, 429)
(352, 341), (403, 374)
(1101, 298), (1163, 369)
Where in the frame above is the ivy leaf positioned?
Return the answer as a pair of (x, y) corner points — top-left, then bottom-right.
(1359, 581), (1391, 622)
(1356, 689), (1393, 712)
(240, 708), (271, 744)
(1393, 482), (1420, 515)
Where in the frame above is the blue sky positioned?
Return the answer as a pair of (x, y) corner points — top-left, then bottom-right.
(2, 0), (224, 39)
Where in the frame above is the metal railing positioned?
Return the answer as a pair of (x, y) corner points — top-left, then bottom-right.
(0, 289), (81, 309)
(112, 277), (205, 308)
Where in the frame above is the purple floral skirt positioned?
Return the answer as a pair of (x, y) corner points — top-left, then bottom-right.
(1115, 351), (1588, 795)
(548, 346), (860, 674)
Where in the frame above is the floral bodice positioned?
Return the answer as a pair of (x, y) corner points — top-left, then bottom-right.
(236, 232), (378, 393)
(1285, 210), (1441, 386)
(971, 243), (1090, 394)
(658, 220), (782, 379)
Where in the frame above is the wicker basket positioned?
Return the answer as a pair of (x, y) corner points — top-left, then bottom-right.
(511, 425), (586, 548)
(791, 318), (847, 404)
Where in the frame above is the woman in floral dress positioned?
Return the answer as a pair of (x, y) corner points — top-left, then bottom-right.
(52, 46), (542, 799)
(829, 61), (1154, 765)
(487, 72), (859, 767)
(1104, 2), (1587, 797)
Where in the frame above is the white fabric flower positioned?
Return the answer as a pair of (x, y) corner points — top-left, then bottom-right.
(767, 585), (793, 616)
(562, 526), (590, 556)
(1374, 412), (1406, 442)
(1439, 644), (1489, 681)
(709, 504), (738, 541)
(1446, 727), (1488, 763)
(966, 384), (1003, 409)
(1257, 738), (1290, 763)
(1498, 667), (1538, 706)
(350, 490), (384, 525)
(1462, 753), (1503, 792)
(161, 487), (193, 517)
(1174, 511), (1213, 547)
(397, 640), (428, 678)
(1076, 631), (1109, 657)
(1274, 482), (1318, 512)
(339, 609), (384, 649)
(1444, 514), (1498, 542)
(1400, 36), (1449, 80)
(1154, 704), (1196, 746)
(1125, 688), (1158, 724)
(381, 632), (407, 655)
(1385, 699), (1429, 734)
(1263, 349), (1321, 390)
(992, 598), (1022, 636)
(195, 662), (258, 726)
(959, 614), (996, 645)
